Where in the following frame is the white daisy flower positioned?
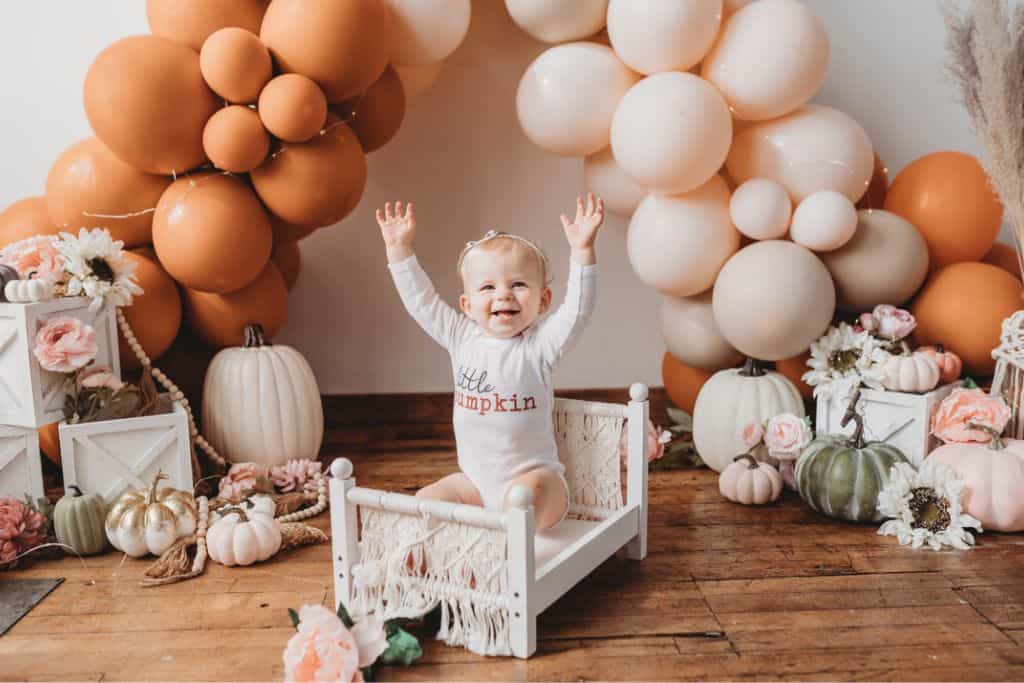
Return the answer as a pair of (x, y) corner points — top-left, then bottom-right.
(802, 322), (889, 401)
(56, 228), (143, 311)
(877, 460), (982, 551)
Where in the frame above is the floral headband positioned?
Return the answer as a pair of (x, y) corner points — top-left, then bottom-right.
(456, 229), (550, 280)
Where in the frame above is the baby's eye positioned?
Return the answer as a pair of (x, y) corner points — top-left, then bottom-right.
(513, 282), (528, 288)
(480, 284), (494, 291)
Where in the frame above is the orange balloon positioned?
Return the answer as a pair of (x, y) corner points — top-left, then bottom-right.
(147, 0), (269, 51)
(184, 262), (288, 348)
(250, 116), (367, 227)
(271, 240), (302, 290)
(855, 152), (888, 211)
(153, 173), (273, 293)
(45, 137), (171, 247)
(84, 36), (219, 175)
(0, 197), (59, 249)
(199, 27), (272, 103)
(884, 151), (1003, 270)
(154, 329), (219, 414)
(661, 352), (715, 414)
(119, 252), (183, 370)
(334, 65), (406, 153)
(203, 106), (270, 173)
(271, 215), (317, 244)
(132, 246), (159, 262)
(775, 351), (814, 401)
(984, 242), (1021, 281)
(258, 74), (328, 143)
(38, 423), (61, 466)
(260, 0), (392, 102)
(910, 262), (1022, 377)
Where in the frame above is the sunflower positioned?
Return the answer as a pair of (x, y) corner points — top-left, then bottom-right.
(802, 322), (889, 401)
(56, 228), (142, 311)
(877, 460), (982, 551)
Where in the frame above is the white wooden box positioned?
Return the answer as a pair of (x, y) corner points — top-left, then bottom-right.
(59, 401), (192, 503)
(0, 424), (45, 502)
(0, 298), (119, 428)
(815, 382), (960, 467)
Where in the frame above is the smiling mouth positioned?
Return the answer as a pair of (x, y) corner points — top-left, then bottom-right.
(491, 309), (519, 319)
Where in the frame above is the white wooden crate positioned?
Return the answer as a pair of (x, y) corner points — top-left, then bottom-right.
(0, 424), (45, 502)
(59, 401), (192, 503)
(815, 382), (960, 467)
(0, 298), (119, 428)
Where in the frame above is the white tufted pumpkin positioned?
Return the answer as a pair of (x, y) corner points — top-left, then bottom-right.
(203, 324), (324, 467)
(206, 505), (282, 567)
(881, 352), (940, 393)
(693, 360), (805, 472)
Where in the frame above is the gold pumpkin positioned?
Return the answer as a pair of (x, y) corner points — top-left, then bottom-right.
(105, 471), (197, 558)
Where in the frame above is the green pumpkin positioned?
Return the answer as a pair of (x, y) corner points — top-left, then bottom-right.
(54, 485), (109, 555)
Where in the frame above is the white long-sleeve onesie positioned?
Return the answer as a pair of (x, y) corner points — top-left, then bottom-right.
(388, 255), (597, 510)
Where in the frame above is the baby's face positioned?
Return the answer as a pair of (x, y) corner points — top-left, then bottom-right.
(459, 244), (552, 338)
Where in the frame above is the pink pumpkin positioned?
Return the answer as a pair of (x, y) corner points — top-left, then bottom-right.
(917, 345), (963, 384)
(929, 439), (1024, 531)
(719, 454), (783, 505)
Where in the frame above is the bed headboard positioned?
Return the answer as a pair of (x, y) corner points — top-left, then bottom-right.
(552, 398), (627, 520)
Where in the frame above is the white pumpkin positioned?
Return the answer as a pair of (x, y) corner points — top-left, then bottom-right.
(207, 505), (282, 566)
(210, 494), (276, 524)
(203, 324), (324, 467)
(881, 353), (940, 393)
(719, 454), (783, 505)
(693, 359), (805, 472)
(5, 278), (54, 303)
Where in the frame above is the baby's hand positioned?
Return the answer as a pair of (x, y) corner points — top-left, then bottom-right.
(376, 202), (416, 262)
(560, 193), (604, 252)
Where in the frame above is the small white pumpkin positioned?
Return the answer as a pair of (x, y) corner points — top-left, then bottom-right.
(4, 278), (54, 303)
(207, 504), (282, 567)
(210, 494), (276, 524)
(719, 454), (783, 505)
(881, 352), (940, 393)
(105, 472), (197, 558)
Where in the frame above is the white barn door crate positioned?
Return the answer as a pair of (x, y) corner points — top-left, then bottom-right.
(0, 298), (119, 428)
(0, 424), (44, 502)
(59, 401), (193, 503)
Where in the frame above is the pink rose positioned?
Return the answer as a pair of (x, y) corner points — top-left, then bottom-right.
(217, 462), (270, 502)
(32, 316), (97, 373)
(858, 312), (878, 335)
(764, 414), (812, 461)
(739, 421), (765, 450)
(284, 604), (362, 683)
(271, 460), (323, 494)
(619, 420), (671, 463)
(932, 388), (1011, 444)
(351, 614), (388, 668)
(871, 305), (917, 341)
(0, 497), (47, 570)
(0, 235), (65, 282)
(77, 365), (124, 391)
(778, 461), (798, 491)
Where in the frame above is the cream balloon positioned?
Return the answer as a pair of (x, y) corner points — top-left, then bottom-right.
(385, 0), (471, 66)
(584, 147), (647, 217)
(607, 0), (722, 74)
(790, 190), (858, 252)
(505, 0), (608, 43)
(516, 42), (640, 157)
(712, 240), (836, 361)
(726, 104), (874, 203)
(393, 61), (444, 98)
(660, 292), (743, 370)
(702, 0), (828, 121)
(627, 175), (739, 297)
(611, 72), (732, 194)
(729, 178), (792, 240)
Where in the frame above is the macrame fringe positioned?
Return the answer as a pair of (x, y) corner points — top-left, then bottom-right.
(140, 496), (209, 587)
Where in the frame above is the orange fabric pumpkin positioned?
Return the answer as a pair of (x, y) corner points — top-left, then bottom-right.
(916, 345), (963, 384)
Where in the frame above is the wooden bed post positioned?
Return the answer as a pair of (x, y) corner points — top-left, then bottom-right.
(505, 484), (536, 659)
(329, 458), (360, 614)
(626, 383), (649, 560)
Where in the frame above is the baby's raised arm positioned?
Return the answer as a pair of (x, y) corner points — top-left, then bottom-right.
(559, 193), (603, 266)
(376, 201), (416, 263)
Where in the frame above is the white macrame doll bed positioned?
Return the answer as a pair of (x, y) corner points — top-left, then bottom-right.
(328, 383), (650, 659)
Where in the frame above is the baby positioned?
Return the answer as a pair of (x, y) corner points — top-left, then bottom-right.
(376, 195), (604, 529)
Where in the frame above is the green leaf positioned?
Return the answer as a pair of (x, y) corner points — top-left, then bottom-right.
(288, 608), (300, 629)
(336, 601), (355, 629)
(962, 377), (979, 390)
(379, 627), (422, 666)
(360, 665), (376, 682)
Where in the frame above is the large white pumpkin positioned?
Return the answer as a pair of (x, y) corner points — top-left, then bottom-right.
(693, 360), (805, 472)
(203, 324), (324, 466)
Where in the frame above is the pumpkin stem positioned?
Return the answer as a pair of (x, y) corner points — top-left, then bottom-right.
(67, 485), (82, 498)
(244, 324), (267, 349)
(840, 390), (866, 449)
(219, 505), (250, 523)
(739, 358), (766, 377)
(966, 421), (1006, 450)
(935, 344), (945, 354)
(147, 470), (169, 505)
(733, 452), (761, 469)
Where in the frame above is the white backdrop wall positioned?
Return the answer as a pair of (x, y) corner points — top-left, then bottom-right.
(0, 1), (994, 394)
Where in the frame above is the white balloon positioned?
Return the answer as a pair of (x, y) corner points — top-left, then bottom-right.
(790, 190), (858, 252)
(660, 292), (744, 370)
(517, 42), (640, 157)
(729, 178), (792, 240)
(505, 0), (608, 43)
(385, 0), (471, 66)
(607, 0), (723, 74)
(627, 175), (739, 297)
(393, 61), (444, 98)
(584, 147), (647, 217)
(611, 72), (732, 194)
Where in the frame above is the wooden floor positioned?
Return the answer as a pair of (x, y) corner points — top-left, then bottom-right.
(4, 388), (1024, 681)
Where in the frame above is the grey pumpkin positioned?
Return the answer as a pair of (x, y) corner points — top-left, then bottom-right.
(0, 263), (19, 302)
(54, 485), (109, 556)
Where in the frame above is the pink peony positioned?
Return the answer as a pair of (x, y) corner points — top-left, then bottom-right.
(858, 312), (878, 335)
(77, 365), (124, 391)
(350, 614), (388, 668)
(870, 305), (917, 341)
(0, 235), (65, 283)
(32, 316), (97, 373)
(0, 497), (48, 570)
(284, 604), (362, 683)
(739, 421), (765, 450)
(217, 462), (270, 502)
(932, 388), (1011, 444)
(764, 414), (812, 461)
(271, 459), (324, 494)
(619, 419), (671, 463)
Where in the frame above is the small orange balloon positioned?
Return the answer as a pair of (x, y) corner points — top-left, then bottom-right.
(203, 105), (270, 173)
(155, 329), (219, 413)
(983, 242), (1021, 281)
(0, 197), (59, 249)
(132, 246), (159, 262)
(199, 27), (272, 104)
(250, 116), (367, 227)
(855, 152), (888, 211)
(38, 423), (61, 466)
(45, 137), (171, 247)
(333, 65), (406, 153)
(271, 240), (301, 290)
(119, 252), (183, 369)
(147, 0), (269, 51)
(153, 173), (273, 293)
(775, 351), (814, 401)
(184, 262), (288, 347)
(271, 215), (317, 244)
(258, 74), (328, 143)
(661, 352), (715, 414)
(911, 262), (1022, 377)
(884, 151), (1003, 270)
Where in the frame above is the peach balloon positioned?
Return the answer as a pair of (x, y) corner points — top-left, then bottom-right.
(84, 36), (219, 175)
(984, 242), (1021, 281)
(855, 152), (889, 210)
(250, 117), (368, 228)
(119, 252), (183, 369)
(724, 0), (752, 18)
(203, 106), (270, 173)
(820, 209), (930, 312)
(729, 178), (792, 240)
(611, 72), (732, 194)
(132, 246), (159, 262)
(147, 0), (268, 51)
(627, 175), (739, 297)
(884, 151), (1003, 270)
(393, 61), (444, 98)
(271, 216), (318, 244)
(258, 74), (328, 143)
(333, 66), (406, 153)
(775, 351), (814, 401)
(261, 0), (392, 102)
(45, 138), (171, 248)
(702, 0), (828, 121)
(505, 0), (607, 43)
(583, 147), (647, 217)
(727, 104), (874, 203)
(272, 240), (302, 291)
(789, 190), (858, 252)
(184, 262), (288, 348)
(607, 0), (722, 74)
(659, 292), (743, 371)
(38, 423), (61, 466)
(911, 262), (1022, 377)
(153, 173), (273, 293)
(385, 0), (471, 66)
(662, 352), (716, 414)
(712, 240), (836, 361)
(0, 197), (60, 249)
(516, 42), (641, 157)
(199, 27), (272, 104)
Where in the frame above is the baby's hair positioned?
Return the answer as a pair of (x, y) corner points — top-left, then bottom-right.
(458, 230), (550, 285)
